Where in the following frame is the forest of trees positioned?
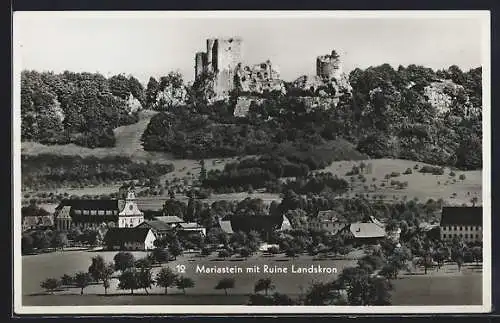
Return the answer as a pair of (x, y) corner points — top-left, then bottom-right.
(22, 154), (174, 189)
(21, 71), (143, 147)
(141, 64), (482, 170)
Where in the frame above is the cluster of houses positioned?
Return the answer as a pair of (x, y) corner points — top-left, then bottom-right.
(22, 187), (483, 251)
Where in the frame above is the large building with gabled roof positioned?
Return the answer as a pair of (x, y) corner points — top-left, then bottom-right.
(440, 206), (482, 243)
(103, 227), (156, 251)
(53, 189), (144, 231)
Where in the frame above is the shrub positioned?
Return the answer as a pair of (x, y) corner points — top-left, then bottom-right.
(459, 174), (466, 181)
(390, 172), (400, 178)
(403, 168), (412, 175)
(449, 171), (456, 177)
(267, 246), (280, 254)
(419, 165), (444, 175)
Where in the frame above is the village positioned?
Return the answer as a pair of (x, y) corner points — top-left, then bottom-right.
(17, 24), (485, 307)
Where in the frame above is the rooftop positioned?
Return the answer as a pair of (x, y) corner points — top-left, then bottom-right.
(178, 222), (203, 229)
(155, 215), (185, 224)
(349, 222), (386, 239)
(57, 199), (119, 211)
(440, 206), (483, 226)
(138, 220), (173, 231)
(104, 227), (153, 244)
(219, 220), (234, 234)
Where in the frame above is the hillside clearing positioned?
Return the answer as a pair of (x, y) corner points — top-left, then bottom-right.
(319, 159), (482, 206)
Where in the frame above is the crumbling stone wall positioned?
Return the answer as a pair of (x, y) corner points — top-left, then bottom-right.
(316, 50), (342, 79)
(235, 60), (285, 94)
(195, 37), (243, 99)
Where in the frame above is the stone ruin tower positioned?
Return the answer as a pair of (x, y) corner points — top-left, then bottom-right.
(194, 37), (243, 98)
(316, 50), (343, 80)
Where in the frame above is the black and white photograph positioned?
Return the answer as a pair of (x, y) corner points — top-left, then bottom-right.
(13, 11), (491, 314)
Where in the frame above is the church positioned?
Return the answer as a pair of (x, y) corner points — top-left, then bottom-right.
(53, 189), (144, 231)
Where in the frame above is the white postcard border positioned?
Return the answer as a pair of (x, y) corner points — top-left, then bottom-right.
(12, 10), (492, 315)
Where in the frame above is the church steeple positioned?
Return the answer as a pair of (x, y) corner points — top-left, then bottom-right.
(126, 188), (136, 201)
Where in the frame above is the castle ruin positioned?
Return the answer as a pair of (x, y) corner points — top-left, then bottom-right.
(195, 37), (244, 98)
(316, 50), (343, 79)
(194, 37), (284, 100)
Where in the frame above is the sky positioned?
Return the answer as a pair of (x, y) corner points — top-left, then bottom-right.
(14, 11), (488, 84)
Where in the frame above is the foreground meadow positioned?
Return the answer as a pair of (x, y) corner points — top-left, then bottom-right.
(22, 249), (482, 306)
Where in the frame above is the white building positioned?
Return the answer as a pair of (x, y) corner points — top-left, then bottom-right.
(117, 190), (144, 228)
(104, 227), (156, 251)
(53, 188), (144, 231)
(440, 206), (482, 243)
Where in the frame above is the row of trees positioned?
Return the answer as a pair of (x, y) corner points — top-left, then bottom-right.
(22, 154), (174, 189)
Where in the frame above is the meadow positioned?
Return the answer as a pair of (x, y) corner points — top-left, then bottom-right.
(22, 250), (482, 306)
(321, 159), (482, 206)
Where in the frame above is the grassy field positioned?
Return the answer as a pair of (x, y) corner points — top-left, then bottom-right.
(22, 250), (482, 306)
(319, 159), (482, 206)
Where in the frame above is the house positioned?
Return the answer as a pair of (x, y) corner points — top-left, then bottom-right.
(176, 222), (207, 236)
(53, 189), (144, 231)
(154, 215), (185, 228)
(309, 210), (348, 234)
(135, 220), (173, 239)
(340, 222), (386, 246)
(22, 215), (54, 232)
(103, 227), (156, 251)
(440, 206), (482, 243)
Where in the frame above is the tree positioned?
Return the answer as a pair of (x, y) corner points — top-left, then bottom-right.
(101, 263), (115, 295)
(215, 278), (235, 296)
(40, 278), (60, 294)
(22, 234), (34, 254)
(239, 247), (251, 259)
(176, 276), (195, 294)
(218, 249), (231, 259)
(113, 252), (136, 272)
(88, 255), (106, 282)
(60, 274), (74, 286)
(74, 272), (92, 295)
(303, 281), (347, 305)
(135, 257), (152, 269)
(336, 266), (392, 305)
(471, 246), (482, 264)
(199, 159), (207, 182)
(168, 239), (183, 260)
(421, 253), (434, 275)
(118, 268), (139, 295)
(152, 247), (170, 264)
(470, 197), (479, 207)
(254, 278), (275, 296)
(155, 267), (178, 295)
(459, 174), (466, 181)
(155, 72), (187, 110)
(145, 77), (160, 109)
(136, 268), (154, 295)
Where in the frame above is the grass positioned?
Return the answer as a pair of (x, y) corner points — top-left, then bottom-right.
(22, 250), (482, 306)
(22, 250), (355, 301)
(319, 159), (482, 206)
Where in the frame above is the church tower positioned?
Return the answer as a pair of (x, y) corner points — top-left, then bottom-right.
(118, 188), (144, 228)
